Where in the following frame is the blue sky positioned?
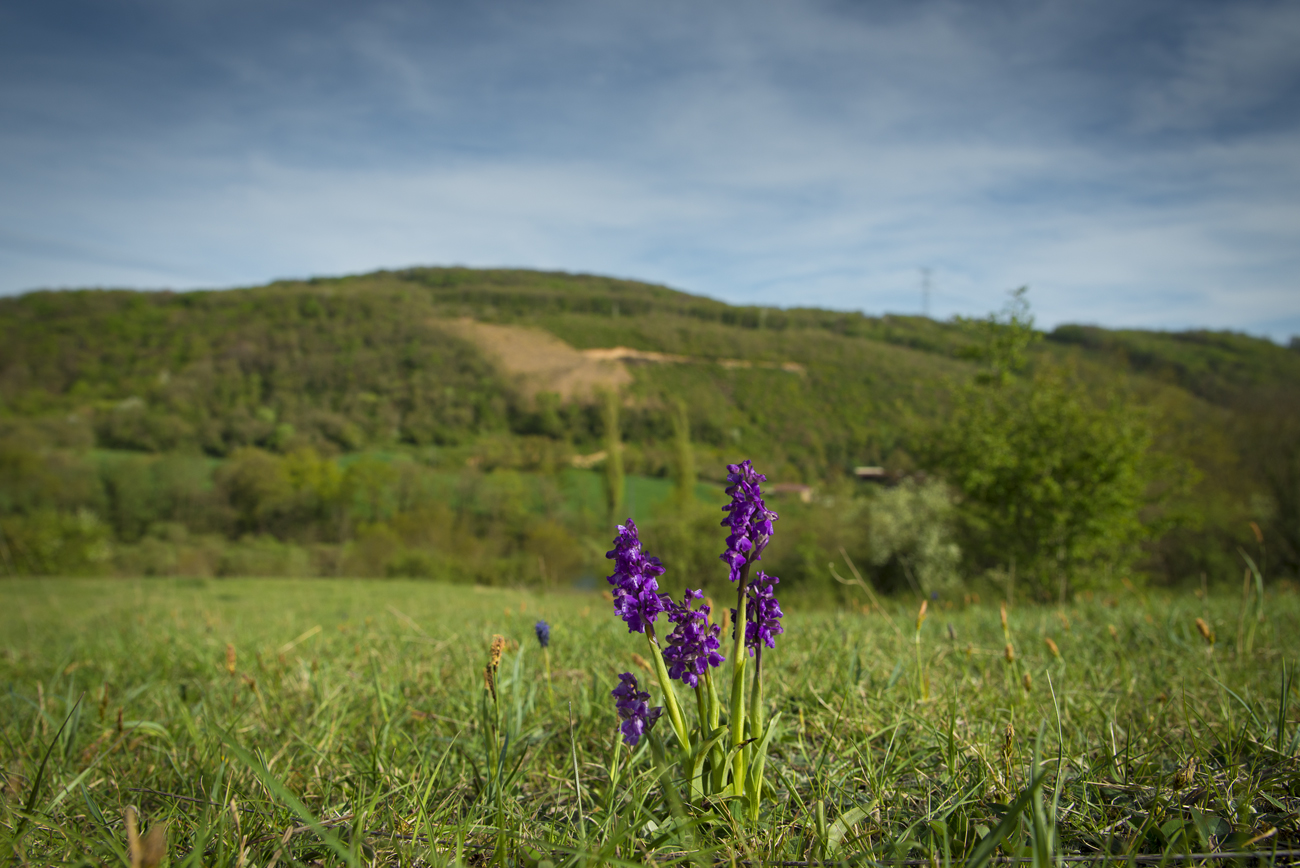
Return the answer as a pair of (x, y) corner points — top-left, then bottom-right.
(2, 0), (1298, 339)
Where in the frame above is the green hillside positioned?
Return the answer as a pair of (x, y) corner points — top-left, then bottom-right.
(0, 269), (975, 477)
(2, 267), (1297, 592)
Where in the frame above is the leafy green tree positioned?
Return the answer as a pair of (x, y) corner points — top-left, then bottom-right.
(341, 455), (399, 525)
(0, 439), (59, 514)
(216, 447), (293, 536)
(641, 398), (722, 595)
(100, 455), (164, 542)
(671, 398), (696, 508)
(1240, 392), (1300, 576)
(924, 291), (1154, 598)
(0, 509), (111, 575)
(865, 478), (961, 598)
(601, 390), (624, 523)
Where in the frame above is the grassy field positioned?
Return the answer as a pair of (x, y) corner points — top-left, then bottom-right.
(2, 578), (1298, 866)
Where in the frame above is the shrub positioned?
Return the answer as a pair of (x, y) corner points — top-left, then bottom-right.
(865, 478), (961, 598)
(0, 509), (111, 575)
(922, 292), (1154, 599)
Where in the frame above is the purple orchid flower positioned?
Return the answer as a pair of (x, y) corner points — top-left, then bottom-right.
(720, 460), (779, 583)
(661, 589), (725, 687)
(612, 671), (663, 746)
(732, 570), (784, 655)
(606, 519), (671, 633)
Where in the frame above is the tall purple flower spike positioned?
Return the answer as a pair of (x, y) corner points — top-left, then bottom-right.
(612, 671), (663, 746)
(661, 589), (725, 687)
(732, 570), (784, 655)
(720, 460), (779, 583)
(606, 519), (670, 633)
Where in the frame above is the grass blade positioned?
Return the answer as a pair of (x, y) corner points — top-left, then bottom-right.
(963, 768), (1048, 868)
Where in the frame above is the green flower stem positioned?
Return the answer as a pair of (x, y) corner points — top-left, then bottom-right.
(695, 683), (710, 734)
(712, 670), (722, 727)
(605, 729), (623, 813)
(543, 647), (554, 706)
(747, 648), (765, 822)
(645, 628), (690, 751)
(693, 683), (715, 800)
(730, 566), (751, 795)
(915, 625), (927, 700)
(705, 668), (727, 794)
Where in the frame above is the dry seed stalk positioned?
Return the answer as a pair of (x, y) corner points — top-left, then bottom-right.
(1195, 617), (1215, 645)
(1175, 756), (1197, 787)
(1000, 721), (1016, 789)
(489, 634), (506, 668)
(484, 634), (507, 701)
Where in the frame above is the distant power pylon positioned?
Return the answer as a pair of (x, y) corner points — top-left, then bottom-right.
(920, 268), (932, 318)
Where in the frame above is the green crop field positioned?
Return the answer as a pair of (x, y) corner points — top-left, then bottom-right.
(3, 578), (1298, 866)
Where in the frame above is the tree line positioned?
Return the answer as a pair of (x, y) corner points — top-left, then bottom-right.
(2, 270), (1297, 595)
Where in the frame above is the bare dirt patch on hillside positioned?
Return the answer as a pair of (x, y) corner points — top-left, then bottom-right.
(437, 319), (806, 403)
(436, 319), (632, 402)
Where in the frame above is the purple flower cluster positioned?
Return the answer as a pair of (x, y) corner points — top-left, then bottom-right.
(606, 519), (670, 633)
(733, 570), (784, 655)
(534, 620), (550, 649)
(612, 672), (663, 746)
(661, 589), (725, 687)
(720, 461), (779, 583)
(605, 461), (788, 749)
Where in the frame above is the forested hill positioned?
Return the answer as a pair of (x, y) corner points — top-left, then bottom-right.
(2, 267), (1297, 587)
(4, 267), (1295, 474)
(0, 268), (980, 477)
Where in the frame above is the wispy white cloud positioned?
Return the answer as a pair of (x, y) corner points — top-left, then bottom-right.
(1132, 2), (1300, 134)
(1, 0), (1297, 340)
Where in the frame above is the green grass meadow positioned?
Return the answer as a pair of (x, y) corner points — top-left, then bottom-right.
(3, 578), (1299, 866)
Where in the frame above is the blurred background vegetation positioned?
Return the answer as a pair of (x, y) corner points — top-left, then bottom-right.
(1, 267), (1296, 601)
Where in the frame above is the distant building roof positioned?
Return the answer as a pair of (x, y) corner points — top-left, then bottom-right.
(768, 482), (813, 503)
(853, 467), (926, 486)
